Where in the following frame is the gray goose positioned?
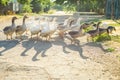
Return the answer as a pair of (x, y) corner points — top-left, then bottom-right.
(15, 15), (28, 39)
(87, 22), (101, 42)
(107, 26), (116, 34)
(68, 25), (84, 45)
(3, 17), (17, 40)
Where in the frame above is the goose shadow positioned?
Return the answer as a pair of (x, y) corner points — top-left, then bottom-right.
(0, 40), (19, 56)
(32, 41), (52, 61)
(52, 37), (88, 59)
(82, 42), (107, 52)
(21, 39), (36, 56)
(63, 44), (88, 59)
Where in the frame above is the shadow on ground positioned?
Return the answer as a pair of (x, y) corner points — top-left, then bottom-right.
(0, 40), (19, 55)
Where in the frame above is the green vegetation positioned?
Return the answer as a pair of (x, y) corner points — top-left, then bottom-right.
(0, 0), (119, 19)
(111, 35), (120, 43)
(95, 33), (111, 42)
(22, 4), (32, 13)
(47, 9), (56, 14)
(106, 47), (115, 52)
(93, 34), (120, 43)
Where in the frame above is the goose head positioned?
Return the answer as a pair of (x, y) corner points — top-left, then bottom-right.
(24, 15), (28, 19)
(12, 16), (18, 20)
(12, 16), (17, 24)
(52, 17), (57, 22)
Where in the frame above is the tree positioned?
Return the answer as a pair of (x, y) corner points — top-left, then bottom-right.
(17, 0), (32, 13)
(54, 0), (106, 14)
(0, 0), (10, 5)
(31, 0), (51, 13)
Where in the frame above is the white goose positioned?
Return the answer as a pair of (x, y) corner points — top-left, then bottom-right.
(27, 17), (43, 39)
(40, 17), (58, 40)
(70, 17), (82, 30)
(57, 17), (74, 39)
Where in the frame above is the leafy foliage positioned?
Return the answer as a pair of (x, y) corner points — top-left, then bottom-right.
(22, 4), (32, 13)
(31, 0), (51, 13)
(54, 0), (106, 14)
(0, 0), (10, 5)
(17, 0), (31, 4)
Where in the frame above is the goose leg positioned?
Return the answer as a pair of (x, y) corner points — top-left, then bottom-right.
(71, 39), (74, 44)
(87, 36), (89, 42)
(20, 34), (22, 40)
(16, 33), (18, 39)
(37, 33), (39, 40)
(6, 35), (8, 40)
(31, 34), (32, 39)
(10, 34), (12, 40)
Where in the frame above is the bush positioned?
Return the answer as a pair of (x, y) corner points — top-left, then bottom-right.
(22, 4), (32, 13)
(47, 10), (56, 14)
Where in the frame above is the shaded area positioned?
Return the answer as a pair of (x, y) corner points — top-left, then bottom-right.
(32, 41), (52, 61)
(52, 37), (88, 59)
(20, 39), (52, 61)
(0, 40), (19, 56)
(63, 44), (88, 59)
(21, 40), (36, 56)
(82, 42), (107, 52)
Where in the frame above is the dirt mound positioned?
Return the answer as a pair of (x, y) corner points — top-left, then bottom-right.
(0, 61), (51, 80)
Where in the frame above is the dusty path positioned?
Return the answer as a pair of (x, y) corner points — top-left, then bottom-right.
(0, 15), (120, 80)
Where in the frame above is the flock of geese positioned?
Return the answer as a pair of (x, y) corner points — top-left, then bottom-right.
(2, 15), (116, 45)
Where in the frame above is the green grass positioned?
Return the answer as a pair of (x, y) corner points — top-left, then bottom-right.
(94, 33), (111, 42)
(93, 33), (120, 43)
(108, 23), (120, 27)
(106, 47), (115, 52)
(111, 35), (120, 43)
(101, 19), (120, 27)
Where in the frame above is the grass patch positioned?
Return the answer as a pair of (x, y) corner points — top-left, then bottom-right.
(94, 34), (120, 43)
(106, 47), (115, 52)
(108, 24), (120, 27)
(111, 35), (120, 43)
(95, 33), (111, 42)
(83, 26), (93, 32)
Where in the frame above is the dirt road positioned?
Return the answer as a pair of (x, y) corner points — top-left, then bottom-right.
(0, 15), (120, 80)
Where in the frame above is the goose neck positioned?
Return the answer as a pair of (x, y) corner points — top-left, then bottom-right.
(23, 17), (26, 24)
(12, 18), (15, 24)
(79, 26), (83, 31)
(77, 19), (80, 24)
(96, 23), (101, 31)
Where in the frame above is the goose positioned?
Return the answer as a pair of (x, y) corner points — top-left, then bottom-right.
(99, 28), (109, 35)
(3, 16), (17, 40)
(82, 22), (94, 29)
(40, 17), (59, 40)
(92, 23), (109, 35)
(57, 18), (74, 39)
(107, 26), (116, 34)
(57, 17), (74, 30)
(28, 17), (43, 39)
(70, 17), (82, 30)
(86, 22), (101, 42)
(15, 15), (28, 39)
(67, 25), (84, 45)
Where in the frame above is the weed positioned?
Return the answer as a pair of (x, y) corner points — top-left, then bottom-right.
(106, 47), (115, 52)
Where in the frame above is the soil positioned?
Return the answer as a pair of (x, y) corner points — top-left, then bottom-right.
(0, 15), (120, 80)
